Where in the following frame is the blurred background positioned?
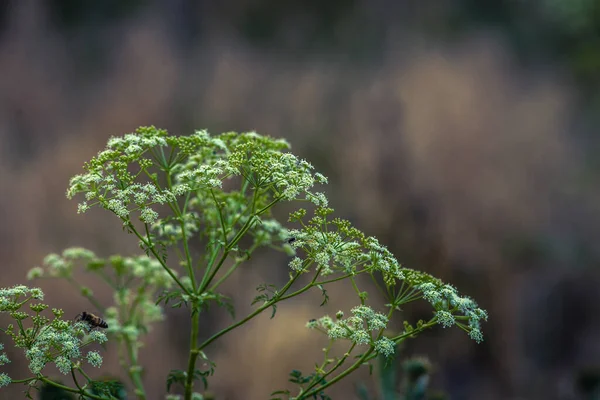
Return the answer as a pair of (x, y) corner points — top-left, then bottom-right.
(1, 1), (600, 399)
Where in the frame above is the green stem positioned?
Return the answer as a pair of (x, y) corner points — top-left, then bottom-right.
(301, 349), (373, 399)
(301, 318), (437, 398)
(184, 311), (201, 400)
(10, 377), (37, 384)
(208, 244), (258, 292)
(276, 264), (324, 302)
(210, 189), (228, 243)
(124, 337), (147, 400)
(198, 214), (257, 293)
(174, 214), (197, 291)
(313, 270), (368, 286)
(71, 368), (84, 391)
(76, 366), (94, 383)
(38, 376), (110, 400)
(198, 249), (229, 294)
(302, 343), (357, 396)
(349, 276), (364, 304)
(65, 277), (105, 311)
(128, 222), (190, 295)
(255, 195), (283, 215)
(197, 270), (305, 351)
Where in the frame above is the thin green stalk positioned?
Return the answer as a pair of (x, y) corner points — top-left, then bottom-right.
(127, 222), (190, 295)
(313, 269), (369, 286)
(210, 188), (228, 243)
(71, 368), (84, 391)
(199, 186), (281, 293)
(301, 349), (373, 399)
(65, 277), (104, 311)
(124, 337), (147, 400)
(198, 213), (257, 293)
(196, 302), (266, 352)
(198, 249), (229, 294)
(177, 217), (197, 291)
(300, 304), (437, 398)
(208, 243), (258, 292)
(76, 366), (94, 382)
(301, 343), (357, 396)
(301, 279), (397, 396)
(370, 274), (390, 301)
(10, 377), (37, 384)
(349, 276), (364, 304)
(197, 270), (305, 351)
(184, 311), (201, 400)
(255, 195), (283, 215)
(38, 376), (109, 400)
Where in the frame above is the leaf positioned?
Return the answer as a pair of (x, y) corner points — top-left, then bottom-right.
(89, 379), (127, 400)
(251, 293), (268, 306)
(288, 369), (315, 385)
(270, 304), (278, 319)
(288, 369), (303, 384)
(256, 283), (277, 293)
(166, 369), (187, 392)
(215, 294), (236, 319)
(317, 285), (329, 306)
(156, 290), (184, 307)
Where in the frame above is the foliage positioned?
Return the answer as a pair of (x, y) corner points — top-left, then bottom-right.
(0, 127), (487, 399)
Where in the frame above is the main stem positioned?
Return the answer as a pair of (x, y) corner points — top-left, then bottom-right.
(125, 338), (147, 400)
(184, 310), (201, 400)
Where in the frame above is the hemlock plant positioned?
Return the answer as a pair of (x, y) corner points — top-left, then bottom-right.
(0, 127), (487, 400)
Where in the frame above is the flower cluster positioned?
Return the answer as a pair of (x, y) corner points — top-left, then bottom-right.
(308, 306), (396, 357)
(67, 127), (329, 238)
(32, 247), (98, 279)
(251, 217), (289, 248)
(0, 286), (107, 381)
(416, 280), (488, 343)
(67, 127), (191, 224)
(0, 343), (10, 388)
(0, 285), (44, 310)
(286, 208), (404, 284)
(29, 249), (171, 345)
(25, 322), (107, 374)
(171, 131), (329, 246)
(151, 212), (201, 246)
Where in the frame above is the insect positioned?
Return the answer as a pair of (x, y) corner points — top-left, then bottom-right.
(75, 311), (108, 329)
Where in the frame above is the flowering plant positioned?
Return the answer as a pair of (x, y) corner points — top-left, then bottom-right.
(0, 127), (487, 399)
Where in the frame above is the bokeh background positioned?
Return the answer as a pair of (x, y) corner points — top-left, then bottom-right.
(2, 1), (600, 399)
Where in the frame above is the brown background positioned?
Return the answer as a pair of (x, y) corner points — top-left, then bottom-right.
(1, 1), (600, 399)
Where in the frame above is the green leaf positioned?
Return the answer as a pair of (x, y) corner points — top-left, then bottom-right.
(251, 293), (268, 306)
(215, 294), (236, 319)
(317, 285), (329, 306)
(89, 379), (127, 400)
(166, 369), (187, 392)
